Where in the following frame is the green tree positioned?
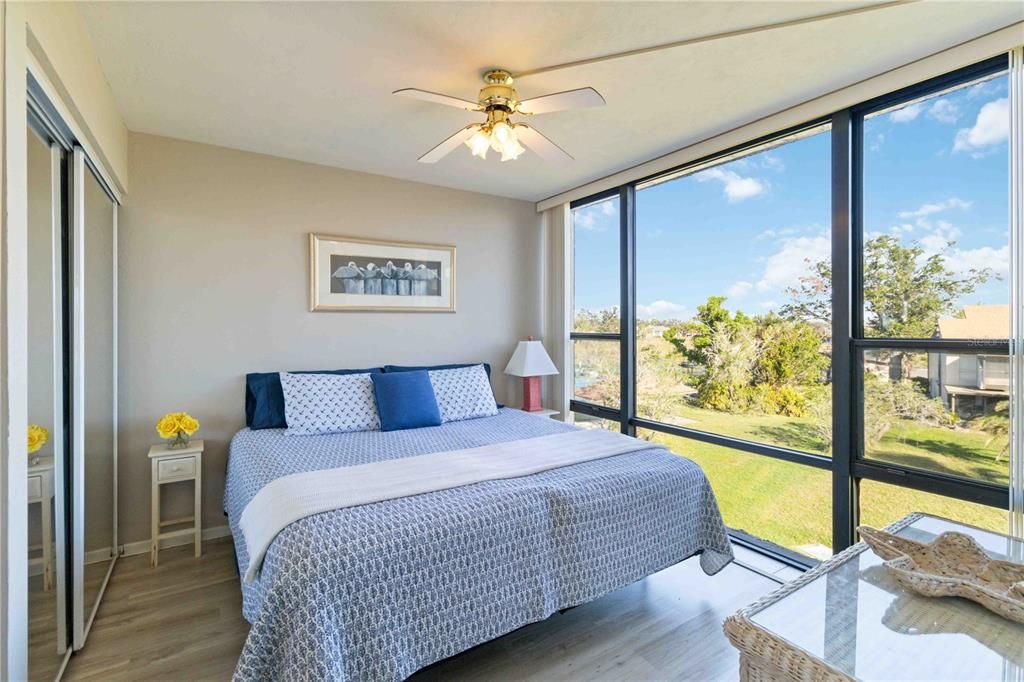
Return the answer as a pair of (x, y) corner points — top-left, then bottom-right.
(697, 323), (760, 411)
(574, 306), (620, 333)
(863, 236), (992, 338)
(754, 315), (829, 387)
(782, 236), (993, 337)
(664, 296), (751, 366)
(779, 259), (831, 325)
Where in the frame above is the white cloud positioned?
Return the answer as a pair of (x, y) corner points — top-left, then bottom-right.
(574, 211), (598, 230)
(897, 197), (971, 220)
(637, 300), (688, 321)
(967, 79), (1001, 100)
(727, 281), (753, 298)
(915, 219), (962, 259)
(944, 245), (1009, 278)
(889, 102), (923, 123)
(756, 235), (831, 293)
(574, 200), (616, 231)
(696, 168), (767, 202)
(760, 154), (785, 172)
(900, 209), (1007, 280)
(954, 98), (1008, 153)
(927, 98), (960, 124)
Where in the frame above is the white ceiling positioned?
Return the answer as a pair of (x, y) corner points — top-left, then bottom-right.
(80, 1), (1023, 202)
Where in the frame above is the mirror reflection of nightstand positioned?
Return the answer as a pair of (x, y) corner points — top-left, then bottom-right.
(28, 455), (55, 591)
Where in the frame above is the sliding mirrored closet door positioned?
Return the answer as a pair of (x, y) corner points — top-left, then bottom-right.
(26, 121), (68, 681)
(72, 148), (118, 650)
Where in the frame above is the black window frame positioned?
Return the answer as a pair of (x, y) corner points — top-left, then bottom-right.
(568, 55), (1012, 569)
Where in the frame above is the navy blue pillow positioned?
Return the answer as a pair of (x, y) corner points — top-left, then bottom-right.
(245, 367), (383, 430)
(370, 371), (441, 432)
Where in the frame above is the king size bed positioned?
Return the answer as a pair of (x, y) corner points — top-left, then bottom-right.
(225, 368), (732, 682)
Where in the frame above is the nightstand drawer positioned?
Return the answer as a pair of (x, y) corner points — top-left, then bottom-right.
(157, 456), (196, 482)
(27, 475), (42, 501)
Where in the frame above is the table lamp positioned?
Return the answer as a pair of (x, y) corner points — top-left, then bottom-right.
(504, 336), (559, 412)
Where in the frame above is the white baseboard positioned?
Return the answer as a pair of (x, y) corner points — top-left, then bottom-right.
(118, 525), (232, 558)
(28, 526), (233, 575)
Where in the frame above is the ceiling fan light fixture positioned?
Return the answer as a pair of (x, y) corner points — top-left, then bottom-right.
(490, 121), (524, 161)
(499, 134), (526, 162)
(400, 68), (599, 164)
(465, 126), (491, 159)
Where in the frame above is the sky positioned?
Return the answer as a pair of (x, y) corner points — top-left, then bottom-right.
(573, 72), (1010, 324)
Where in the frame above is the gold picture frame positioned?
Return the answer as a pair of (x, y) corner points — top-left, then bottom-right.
(309, 233), (456, 312)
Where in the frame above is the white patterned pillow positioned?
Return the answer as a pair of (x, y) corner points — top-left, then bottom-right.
(279, 372), (380, 435)
(428, 364), (499, 423)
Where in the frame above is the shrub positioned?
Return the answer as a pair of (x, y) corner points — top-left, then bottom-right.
(696, 380), (733, 412)
(871, 376), (954, 427)
(765, 385), (808, 418)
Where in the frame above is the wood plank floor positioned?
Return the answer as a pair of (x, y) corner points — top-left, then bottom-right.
(64, 537), (779, 681)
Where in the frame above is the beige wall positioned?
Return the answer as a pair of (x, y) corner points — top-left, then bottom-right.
(118, 133), (543, 544)
(21, 0), (128, 193)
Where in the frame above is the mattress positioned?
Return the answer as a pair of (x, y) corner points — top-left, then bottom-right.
(225, 408), (733, 681)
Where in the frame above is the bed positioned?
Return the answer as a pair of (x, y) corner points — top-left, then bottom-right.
(225, 407), (733, 681)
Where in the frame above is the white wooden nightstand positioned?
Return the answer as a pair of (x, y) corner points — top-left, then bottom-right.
(148, 440), (203, 567)
(28, 455), (54, 590)
(522, 408), (559, 418)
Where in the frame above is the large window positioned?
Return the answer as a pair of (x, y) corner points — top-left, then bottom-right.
(861, 349), (1009, 486)
(638, 432), (833, 559)
(571, 193), (625, 425)
(635, 127), (832, 457)
(862, 72), (1010, 337)
(569, 55), (1013, 566)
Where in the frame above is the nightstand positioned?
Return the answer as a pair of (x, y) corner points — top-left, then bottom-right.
(28, 455), (54, 590)
(522, 408), (559, 418)
(148, 440), (203, 567)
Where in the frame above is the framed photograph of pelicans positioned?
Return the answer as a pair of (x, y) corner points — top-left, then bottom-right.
(308, 233), (456, 312)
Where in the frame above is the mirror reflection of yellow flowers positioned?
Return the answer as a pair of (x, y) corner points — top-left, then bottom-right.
(28, 424), (49, 455)
(156, 412), (200, 449)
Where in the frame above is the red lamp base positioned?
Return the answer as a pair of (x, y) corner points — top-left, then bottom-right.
(522, 376), (543, 412)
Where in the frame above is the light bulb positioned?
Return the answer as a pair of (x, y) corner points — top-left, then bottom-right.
(498, 125), (525, 161)
(492, 121), (513, 145)
(500, 139), (525, 162)
(488, 121), (512, 152)
(465, 128), (490, 159)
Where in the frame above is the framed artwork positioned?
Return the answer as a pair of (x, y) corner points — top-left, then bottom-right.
(309, 233), (456, 312)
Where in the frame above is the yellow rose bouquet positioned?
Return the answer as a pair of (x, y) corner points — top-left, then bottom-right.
(156, 411), (200, 449)
(28, 424), (49, 464)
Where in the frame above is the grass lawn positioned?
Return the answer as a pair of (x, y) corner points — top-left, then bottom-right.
(639, 402), (1008, 558)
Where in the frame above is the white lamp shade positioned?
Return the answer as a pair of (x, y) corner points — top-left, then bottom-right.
(504, 340), (559, 377)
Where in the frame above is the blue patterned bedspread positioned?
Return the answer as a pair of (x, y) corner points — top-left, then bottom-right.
(225, 408), (732, 681)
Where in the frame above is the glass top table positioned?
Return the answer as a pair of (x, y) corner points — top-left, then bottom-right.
(727, 514), (1024, 681)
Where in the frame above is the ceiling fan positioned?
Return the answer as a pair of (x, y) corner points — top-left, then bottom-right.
(394, 69), (605, 163)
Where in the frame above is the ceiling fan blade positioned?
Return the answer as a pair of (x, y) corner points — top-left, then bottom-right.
(418, 125), (478, 163)
(393, 88), (482, 111)
(516, 87), (605, 116)
(515, 125), (573, 162)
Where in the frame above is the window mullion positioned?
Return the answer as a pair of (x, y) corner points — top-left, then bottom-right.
(620, 185), (636, 436)
(832, 109), (856, 551)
